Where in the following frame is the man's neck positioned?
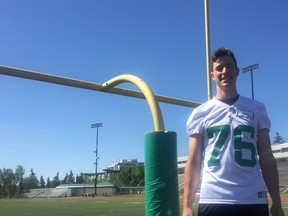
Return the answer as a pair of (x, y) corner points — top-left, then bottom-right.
(217, 94), (239, 105)
(215, 87), (238, 100)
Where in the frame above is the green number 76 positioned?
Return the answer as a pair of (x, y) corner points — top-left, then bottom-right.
(207, 125), (256, 167)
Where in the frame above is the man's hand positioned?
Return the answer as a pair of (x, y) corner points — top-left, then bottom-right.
(182, 207), (194, 216)
(270, 203), (284, 216)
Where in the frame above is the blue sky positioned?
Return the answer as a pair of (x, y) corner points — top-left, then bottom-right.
(0, 0), (287, 180)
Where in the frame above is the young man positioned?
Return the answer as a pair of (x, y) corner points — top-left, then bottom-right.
(182, 48), (284, 216)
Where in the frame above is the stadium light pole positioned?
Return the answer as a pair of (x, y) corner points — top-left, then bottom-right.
(91, 122), (103, 196)
(242, 64), (259, 100)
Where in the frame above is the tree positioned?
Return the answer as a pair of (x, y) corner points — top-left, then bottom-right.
(0, 169), (3, 196)
(131, 165), (144, 186)
(76, 173), (84, 184)
(101, 172), (119, 183)
(0, 165), (26, 197)
(15, 165), (25, 195)
(118, 165), (145, 186)
(68, 170), (75, 183)
(119, 167), (133, 186)
(39, 176), (45, 188)
(23, 169), (39, 191)
(273, 132), (285, 144)
(109, 173), (120, 183)
(46, 177), (52, 188)
(82, 175), (93, 184)
(52, 172), (61, 188)
(62, 173), (69, 184)
(0, 168), (16, 198)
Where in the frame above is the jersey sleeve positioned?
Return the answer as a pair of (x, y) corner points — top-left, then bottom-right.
(257, 103), (271, 131)
(186, 107), (205, 136)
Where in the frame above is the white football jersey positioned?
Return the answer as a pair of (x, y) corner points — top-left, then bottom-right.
(186, 96), (270, 204)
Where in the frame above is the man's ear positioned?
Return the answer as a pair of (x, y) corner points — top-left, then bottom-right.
(210, 71), (215, 80)
(236, 68), (239, 76)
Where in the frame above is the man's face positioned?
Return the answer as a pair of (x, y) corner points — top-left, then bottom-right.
(211, 55), (239, 89)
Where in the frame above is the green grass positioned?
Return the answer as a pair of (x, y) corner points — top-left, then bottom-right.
(0, 196), (287, 216)
(0, 198), (145, 216)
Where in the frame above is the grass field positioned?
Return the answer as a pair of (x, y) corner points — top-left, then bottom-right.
(0, 197), (145, 216)
(0, 196), (287, 216)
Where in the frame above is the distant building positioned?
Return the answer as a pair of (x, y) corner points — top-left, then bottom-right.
(104, 159), (144, 173)
(56, 182), (120, 196)
(96, 159), (144, 182)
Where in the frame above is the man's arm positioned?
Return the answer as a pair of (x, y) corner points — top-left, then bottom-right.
(182, 134), (203, 216)
(257, 129), (284, 216)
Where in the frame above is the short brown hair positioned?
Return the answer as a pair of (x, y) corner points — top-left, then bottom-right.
(211, 48), (238, 68)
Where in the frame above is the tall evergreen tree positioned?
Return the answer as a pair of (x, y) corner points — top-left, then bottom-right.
(68, 170), (75, 183)
(273, 132), (285, 144)
(62, 173), (69, 184)
(76, 174), (84, 184)
(46, 177), (52, 188)
(39, 176), (45, 188)
(52, 172), (61, 187)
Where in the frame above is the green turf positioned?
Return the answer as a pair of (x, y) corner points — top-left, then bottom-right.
(0, 198), (145, 216)
(0, 197), (287, 216)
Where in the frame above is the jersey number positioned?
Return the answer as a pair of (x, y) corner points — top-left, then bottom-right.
(207, 125), (256, 167)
